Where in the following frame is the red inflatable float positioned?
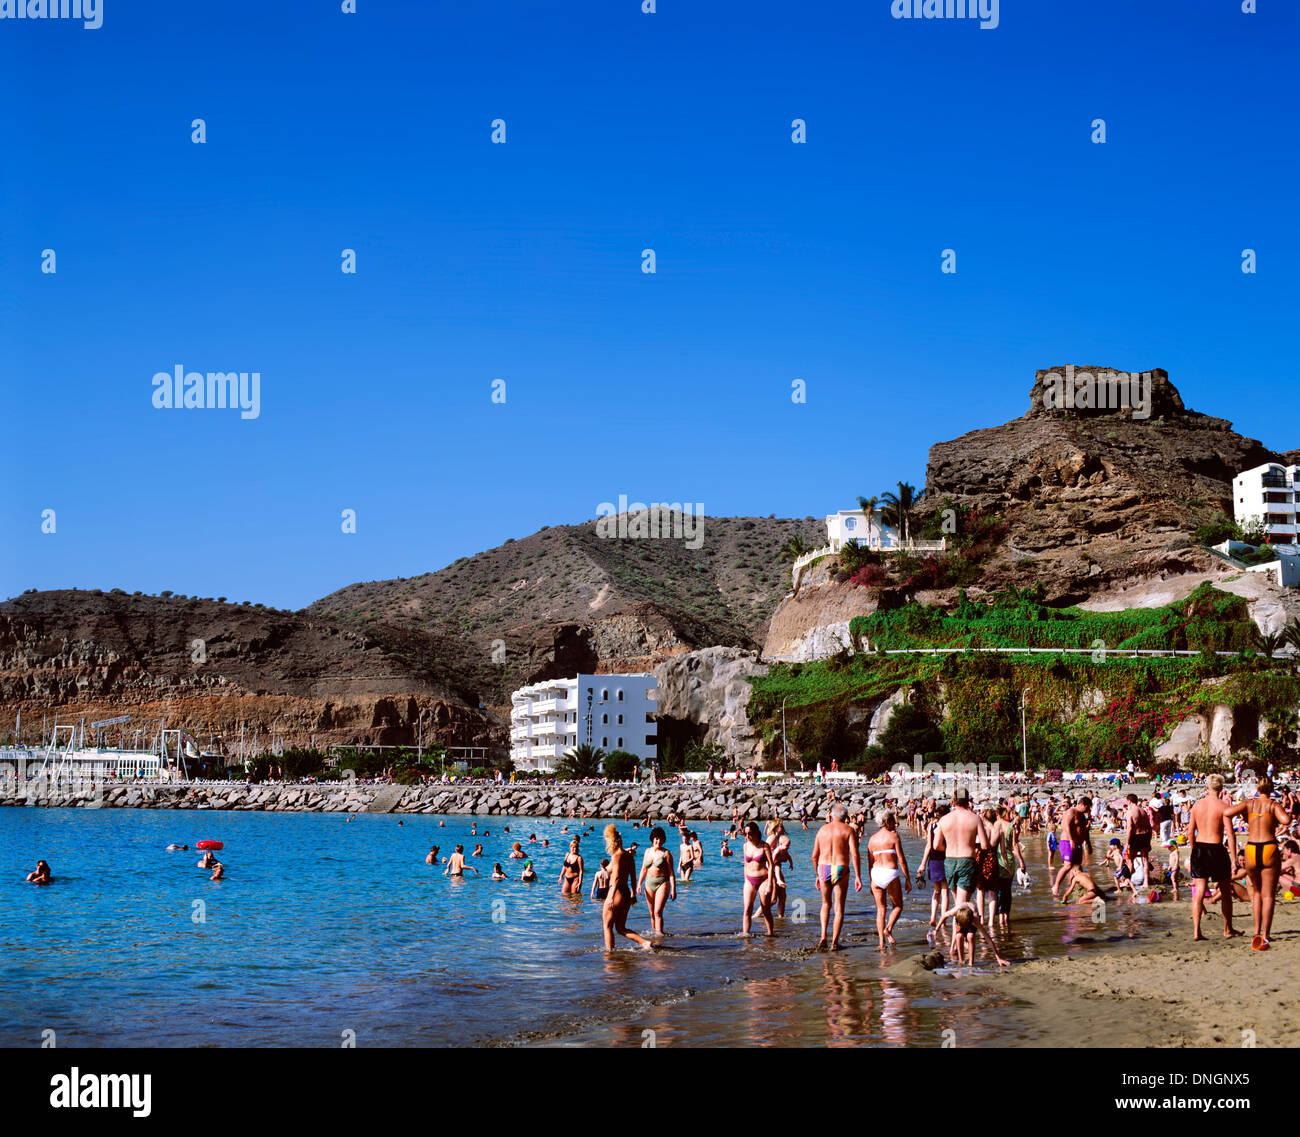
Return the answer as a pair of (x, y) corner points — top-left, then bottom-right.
(196, 840), (224, 850)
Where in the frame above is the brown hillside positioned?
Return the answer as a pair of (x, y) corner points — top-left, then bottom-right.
(0, 590), (497, 753)
(308, 513), (826, 706)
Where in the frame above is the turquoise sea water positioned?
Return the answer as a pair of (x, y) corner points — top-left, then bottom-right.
(0, 808), (1162, 1047)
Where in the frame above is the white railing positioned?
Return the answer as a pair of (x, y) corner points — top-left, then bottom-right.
(790, 545), (834, 585)
(789, 538), (950, 586)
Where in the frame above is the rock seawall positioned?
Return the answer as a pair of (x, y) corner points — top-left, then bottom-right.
(4, 779), (906, 821)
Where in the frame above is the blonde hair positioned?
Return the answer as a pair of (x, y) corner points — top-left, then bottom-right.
(1207, 774), (1225, 792)
(603, 824), (622, 854)
(766, 820), (785, 839)
(875, 808), (895, 828)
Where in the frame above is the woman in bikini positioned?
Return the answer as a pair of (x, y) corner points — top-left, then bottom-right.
(765, 820), (793, 918)
(636, 827), (677, 935)
(740, 821), (776, 937)
(917, 802), (950, 943)
(559, 838), (584, 895)
(867, 809), (911, 946)
(1225, 776), (1291, 950)
(602, 825), (653, 951)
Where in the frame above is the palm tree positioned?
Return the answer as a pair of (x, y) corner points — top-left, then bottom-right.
(557, 743), (606, 780)
(778, 534), (812, 563)
(880, 482), (922, 546)
(857, 495), (880, 544)
(1252, 629), (1285, 659)
(1283, 618), (1300, 653)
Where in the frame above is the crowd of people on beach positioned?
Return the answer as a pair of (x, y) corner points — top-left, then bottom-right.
(411, 774), (1298, 961)
(23, 771), (1296, 967)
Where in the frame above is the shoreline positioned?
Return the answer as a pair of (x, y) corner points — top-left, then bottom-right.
(0, 774), (1185, 818)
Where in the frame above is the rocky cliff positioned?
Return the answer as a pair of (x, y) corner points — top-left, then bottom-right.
(922, 364), (1290, 600)
(0, 591), (499, 752)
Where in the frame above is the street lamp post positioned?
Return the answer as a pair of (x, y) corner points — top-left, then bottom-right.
(1020, 688), (1029, 773)
(781, 697), (789, 775)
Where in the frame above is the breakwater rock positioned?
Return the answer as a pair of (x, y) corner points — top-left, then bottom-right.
(4, 779), (920, 821)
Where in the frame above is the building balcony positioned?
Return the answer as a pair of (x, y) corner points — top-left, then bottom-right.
(532, 697), (572, 715)
(1261, 475), (1288, 489)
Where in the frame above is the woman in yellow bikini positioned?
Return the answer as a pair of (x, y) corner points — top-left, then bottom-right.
(636, 827), (677, 935)
(1225, 777), (1292, 950)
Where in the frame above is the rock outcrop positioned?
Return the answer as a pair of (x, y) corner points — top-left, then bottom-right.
(654, 647), (770, 764)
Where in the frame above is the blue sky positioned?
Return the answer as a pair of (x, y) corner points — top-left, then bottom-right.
(3, 0), (1296, 609)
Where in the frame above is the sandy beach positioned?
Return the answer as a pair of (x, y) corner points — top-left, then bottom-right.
(532, 882), (1300, 1048)
(978, 896), (1300, 1048)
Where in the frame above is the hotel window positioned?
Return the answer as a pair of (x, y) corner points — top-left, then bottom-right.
(618, 738), (624, 748)
(617, 689), (624, 701)
(602, 714), (608, 724)
(602, 737), (608, 747)
(617, 714), (623, 724)
(601, 688), (608, 701)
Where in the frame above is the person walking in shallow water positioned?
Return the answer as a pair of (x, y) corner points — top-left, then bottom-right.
(602, 825), (653, 951)
(811, 804), (862, 951)
(637, 827), (676, 935)
(739, 821), (776, 938)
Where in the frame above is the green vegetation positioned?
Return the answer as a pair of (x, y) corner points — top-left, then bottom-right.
(849, 582), (1259, 654)
(750, 584), (1300, 771)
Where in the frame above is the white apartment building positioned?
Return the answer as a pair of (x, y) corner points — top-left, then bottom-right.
(825, 509), (899, 552)
(1233, 462), (1299, 544)
(510, 673), (658, 774)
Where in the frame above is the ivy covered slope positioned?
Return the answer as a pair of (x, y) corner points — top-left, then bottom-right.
(749, 584), (1300, 772)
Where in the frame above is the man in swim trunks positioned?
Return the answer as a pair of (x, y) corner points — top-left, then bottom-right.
(1124, 792), (1153, 860)
(935, 788), (990, 920)
(1051, 797), (1092, 899)
(1188, 774), (1240, 942)
(1224, 776), (1291, 949)
(811, 803), (862, 951)
(444, 845), (479, 878)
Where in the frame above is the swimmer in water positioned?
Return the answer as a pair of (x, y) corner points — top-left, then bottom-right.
(590, 858), (612, 901)
(491, 863), (507, 881)
(198, 851), (216, 870)
(560, 838), (585, 895)
(473, 843), (485, 857)
(508, 842), (525, 860)
(166, 844), (188, 852)
(425, 845), (441, 865)
(445, 846), (478, 877)
(521, 859), (537, 882)
(26, 860), (52, 884)
(210, 861), (225, 881)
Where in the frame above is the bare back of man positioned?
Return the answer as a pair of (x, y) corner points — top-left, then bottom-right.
(1188, 775), (1241, 941)
(935, 792), (989, 952)
(812, 805), (862, 951)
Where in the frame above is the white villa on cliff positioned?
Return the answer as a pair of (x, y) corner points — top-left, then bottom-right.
(825, 509), (897, 551)
(790, 509), (946, 586)
(510, 674), (658, 773)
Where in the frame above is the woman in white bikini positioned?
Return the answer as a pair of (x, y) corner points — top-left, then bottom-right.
(866, 809), (911, 946)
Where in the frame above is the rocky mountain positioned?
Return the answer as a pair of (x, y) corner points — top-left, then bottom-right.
(0, 590), (497, 753)
(308, 513), (825, 707)
(920, 364), (1293, 603)
(764, 364), (1296, 659)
